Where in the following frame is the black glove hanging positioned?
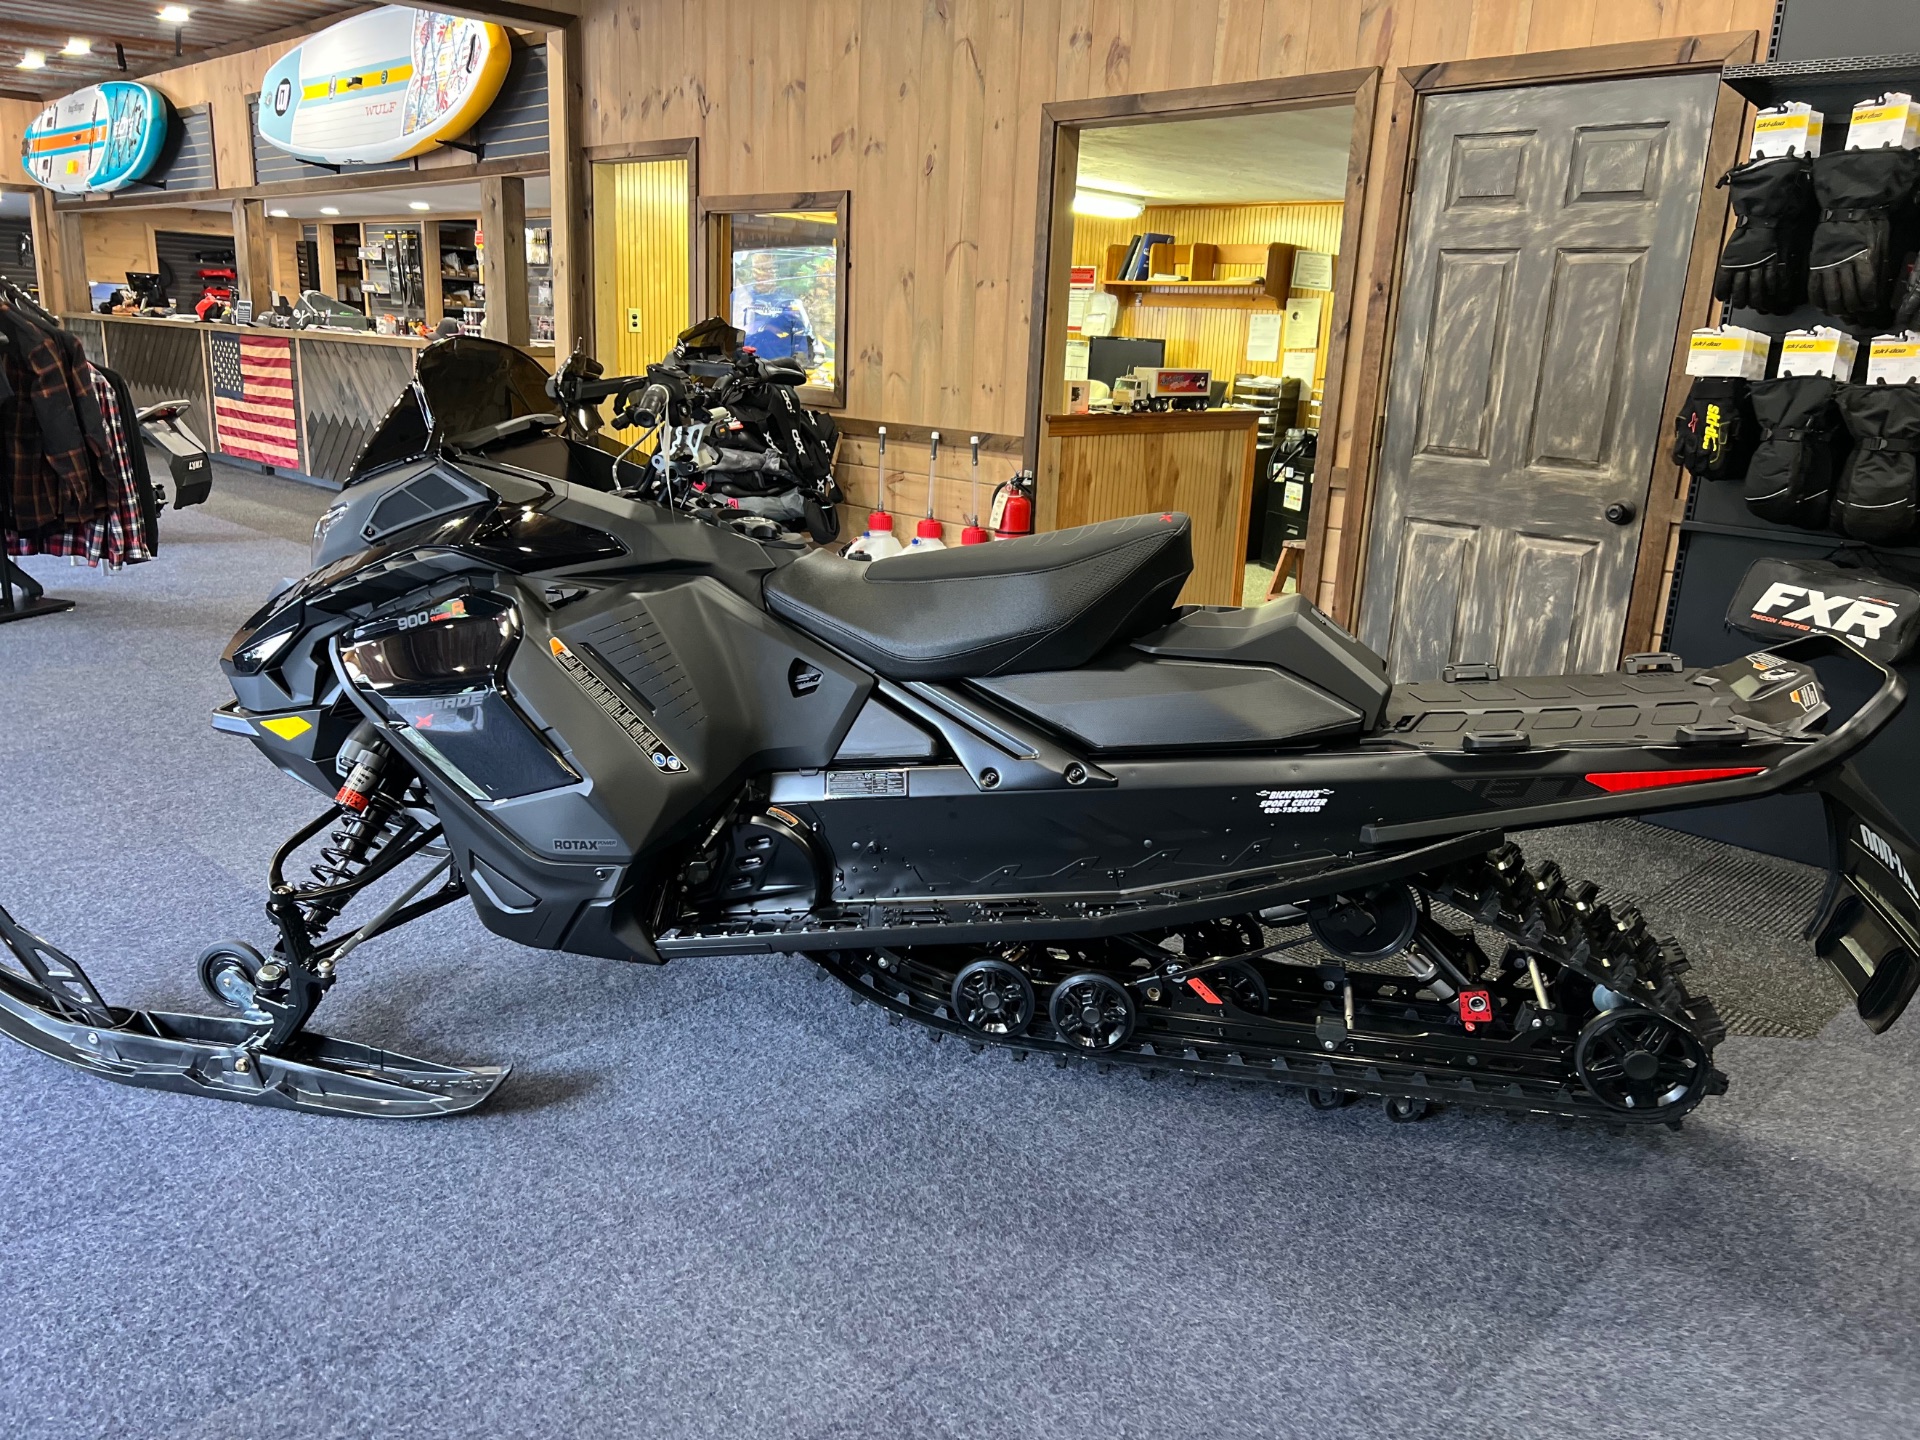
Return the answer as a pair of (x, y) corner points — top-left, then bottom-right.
(1743, 374), (1850, 528)
(1807, 148), (1920, 323)
(1834, 382), (1920, 543)
(1713, 155), (1817, 314)
(1895, 256), (1920, 335)
(1671, 376), (1759, 481)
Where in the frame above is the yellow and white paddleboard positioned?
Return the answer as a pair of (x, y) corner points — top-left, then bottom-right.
(257, 7), (510, 166)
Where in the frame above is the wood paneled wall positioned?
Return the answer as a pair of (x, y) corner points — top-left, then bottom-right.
(1073, 201), (1344, 403)
(75, 208), (232, 286)
(577, 0), (1773, 608)
(592, 156), (692, 374)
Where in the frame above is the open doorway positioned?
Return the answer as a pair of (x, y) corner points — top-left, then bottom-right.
(1032, 77), (1375, 610)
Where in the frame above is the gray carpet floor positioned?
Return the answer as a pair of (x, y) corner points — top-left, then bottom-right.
(2, 480), (1918, 1440)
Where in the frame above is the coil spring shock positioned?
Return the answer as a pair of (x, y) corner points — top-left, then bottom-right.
(303, 728), (402, 924)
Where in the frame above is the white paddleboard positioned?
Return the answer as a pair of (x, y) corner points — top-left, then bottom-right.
(257, 7), (510, 166)
(22, 82), (168, 194)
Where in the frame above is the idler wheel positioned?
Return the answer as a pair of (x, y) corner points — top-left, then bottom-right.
(1307, 884), (1421, 962)
(197, 941), (269, 1022)
(950, 958), (1036, 1037)
(1191, 959), (1269, 1015)
(1306, 1087), (1356, 1110)
(1049, 973), (1135, 1051)
(1573, 1007), (1712, 1114)
(1383, 1095), (1434, 1123)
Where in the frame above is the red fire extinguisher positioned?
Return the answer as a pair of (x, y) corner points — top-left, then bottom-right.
(989, 469), (1036, 538)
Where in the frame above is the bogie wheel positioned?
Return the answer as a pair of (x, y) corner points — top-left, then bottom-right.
(1307, 1087), (1356, 1110)
(197, 941), (269, 1021)
(1049, 973), (1135, 1051)
(950, 958), (1036, 1037)
(1191, 959), (1269, 1014)
(1573, 1007), (1712, 1114)
(1384, 1095), (1434, 1123)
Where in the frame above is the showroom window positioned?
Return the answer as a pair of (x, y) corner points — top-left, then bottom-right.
(702, 192), (848, 407)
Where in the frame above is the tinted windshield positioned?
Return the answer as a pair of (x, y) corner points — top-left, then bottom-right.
(347, 337), (556, 484)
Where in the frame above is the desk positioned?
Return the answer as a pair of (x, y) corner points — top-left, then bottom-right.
(1043, 408), (1260, 607)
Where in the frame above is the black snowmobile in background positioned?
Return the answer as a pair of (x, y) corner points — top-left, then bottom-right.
(2, 335), (1915, 1126)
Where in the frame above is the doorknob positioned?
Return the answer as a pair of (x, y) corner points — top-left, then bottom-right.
(1604, 501), (1637, 526)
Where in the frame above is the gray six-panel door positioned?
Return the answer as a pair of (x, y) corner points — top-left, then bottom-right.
(1358, 73), (1719, 681)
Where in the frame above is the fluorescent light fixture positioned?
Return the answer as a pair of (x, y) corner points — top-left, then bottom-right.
(408, 201), (431, 211)
(158, 6), (191, 24)
(319, 206), (339, 216)
(1072, 189), (1146, 220)
(62, 38), (91, 56)
(268, 208), (289, 218)
(16, 50), (46, 69)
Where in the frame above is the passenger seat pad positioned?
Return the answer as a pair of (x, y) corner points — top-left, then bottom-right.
(764, 512), (1194, 681)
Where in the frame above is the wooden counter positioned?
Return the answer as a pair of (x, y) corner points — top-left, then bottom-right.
(1043, 408), (1261, 607)
(65, 314), (551, 485)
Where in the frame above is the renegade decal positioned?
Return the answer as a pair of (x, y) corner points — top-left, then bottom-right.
(1257, 787), (1332, 815)
(547, 636), (686, 774)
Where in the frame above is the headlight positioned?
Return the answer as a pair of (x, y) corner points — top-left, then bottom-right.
(233, 626), (298, 672)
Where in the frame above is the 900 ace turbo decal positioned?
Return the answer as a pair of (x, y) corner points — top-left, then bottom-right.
(548, 637), (686, 774)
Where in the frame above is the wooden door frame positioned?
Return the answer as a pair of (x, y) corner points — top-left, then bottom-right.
(1336, 31), (1759, 650)
(580, 136), (700, 366)
(1026, 69), (1381, 562)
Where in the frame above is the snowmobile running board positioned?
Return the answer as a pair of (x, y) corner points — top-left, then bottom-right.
(0, 905), (505, 1119)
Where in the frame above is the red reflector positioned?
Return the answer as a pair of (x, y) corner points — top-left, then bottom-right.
(1584, 766), (1764, 794)
(1186, 976), (1223, 1005)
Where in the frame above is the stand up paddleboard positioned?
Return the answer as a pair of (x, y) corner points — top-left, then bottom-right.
(257, 7), (511, 166)
(22, 83), (169, 194)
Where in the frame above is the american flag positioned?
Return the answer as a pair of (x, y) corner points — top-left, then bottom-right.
(210, 333), (300, 470)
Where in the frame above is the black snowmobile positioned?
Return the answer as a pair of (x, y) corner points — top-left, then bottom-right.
(3, 336), (1916, 1126)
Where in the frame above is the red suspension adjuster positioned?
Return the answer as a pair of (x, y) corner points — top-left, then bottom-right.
(1458, 989), (1492, 1031)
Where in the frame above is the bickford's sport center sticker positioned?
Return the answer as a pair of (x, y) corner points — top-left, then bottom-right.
(1258, 788), (1332, 815)
(548, 636), (686, 774)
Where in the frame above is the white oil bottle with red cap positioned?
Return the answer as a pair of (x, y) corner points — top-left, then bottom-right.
(844, 426), (905, 560)
(904, 430), (947, 553)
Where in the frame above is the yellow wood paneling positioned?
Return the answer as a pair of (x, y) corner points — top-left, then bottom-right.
(1073, 201), (1344, 401)
(592, 157), (691, 376)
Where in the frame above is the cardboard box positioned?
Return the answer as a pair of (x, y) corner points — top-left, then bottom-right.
(1777, 328), (1860, 382)
(1686, 326), (1770, 381)
(1751, 102), (1824, 158)
(1847, 93), (1920, 150)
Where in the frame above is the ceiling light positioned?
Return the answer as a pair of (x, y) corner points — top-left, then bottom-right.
(1072, 188), (1145, 220)
(159, 7), (191, 24)
(408, 201), (430, 211)
(17, 50), (46, 70)
(62, 38), (91, 56)
(268, 208), (289, 218)
(319, 206), (339, 216)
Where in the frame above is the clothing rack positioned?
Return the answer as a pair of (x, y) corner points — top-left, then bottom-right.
(0, 279), (77, 625)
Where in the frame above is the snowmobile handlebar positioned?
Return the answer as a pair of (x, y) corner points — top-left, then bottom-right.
(1361, 632), (1905, 846)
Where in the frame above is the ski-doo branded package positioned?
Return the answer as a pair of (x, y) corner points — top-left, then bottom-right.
(1713, 154), (1817, 315)
(2, 336), (1915, 1130)
(1727, 556), (1920, 662)
(1806, 147), (1920, 323)
(1672, 375), (1758, 480)
(1834, 382), (1920, 542)
(1743, 374), (1849, 528)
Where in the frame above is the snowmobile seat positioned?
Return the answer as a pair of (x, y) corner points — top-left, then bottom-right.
(764, 513), (1193, 680)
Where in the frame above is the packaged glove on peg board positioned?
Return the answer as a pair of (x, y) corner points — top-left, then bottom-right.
(1834, 381), (1920, 543)
(1846, 93), (1920, 152)
(1686, 326), (1772, 380)
(1867, 336), (1920, 386)
(1778, 327), (1860, 382)
(1714, 156), (1817, 314)
(1743, 374), (1850, 528)
(1750, 102), (1824, 159)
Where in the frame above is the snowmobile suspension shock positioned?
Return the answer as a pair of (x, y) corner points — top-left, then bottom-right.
(305, 723), (407, 925)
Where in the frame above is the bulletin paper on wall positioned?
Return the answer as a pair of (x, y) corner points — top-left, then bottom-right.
(1284, 297), (1323, 351)
(1246, 312), (1282, 363)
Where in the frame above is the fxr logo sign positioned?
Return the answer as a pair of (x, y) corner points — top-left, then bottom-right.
(1859, 823), (1920, 905)
(1751, 583), (1899, 641)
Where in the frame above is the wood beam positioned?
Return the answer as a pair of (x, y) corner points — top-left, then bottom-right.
(545, 19), (589, 358)
(441, 1), (581, 28)
(29, 186), (86, 315)
(480, 173), (528, 346)
(232, 198), (274, 311)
